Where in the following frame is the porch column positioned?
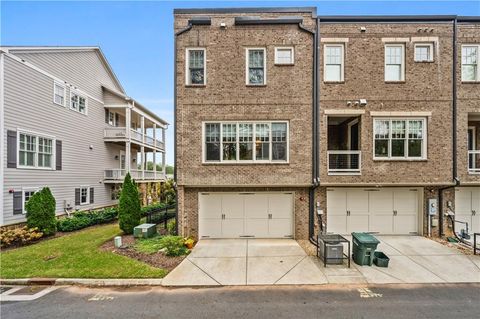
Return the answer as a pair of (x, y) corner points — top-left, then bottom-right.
(141, 116), (145, 143)
(153, 124), (157, 180)
(141, 146), (145, 180)
(162, 152), (166, 178)
(125, 106), (131, 175)
(125, 142), (131, 173)
(153, 123), (157, 148)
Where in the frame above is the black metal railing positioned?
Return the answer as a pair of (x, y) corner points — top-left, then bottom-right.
(145, 204), (176, 229)
(474, 233), (479, 255)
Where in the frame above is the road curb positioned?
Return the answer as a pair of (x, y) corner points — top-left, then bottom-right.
(1, 278), (163, 287)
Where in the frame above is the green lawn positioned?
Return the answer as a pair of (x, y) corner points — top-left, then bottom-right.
(0, 223), (167, 279)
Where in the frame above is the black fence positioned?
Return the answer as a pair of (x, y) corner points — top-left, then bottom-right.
(145, 204), (176, 229)
(475, 233), (480, 255)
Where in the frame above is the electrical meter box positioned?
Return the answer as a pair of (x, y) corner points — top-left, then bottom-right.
(428, 199), (438, 216)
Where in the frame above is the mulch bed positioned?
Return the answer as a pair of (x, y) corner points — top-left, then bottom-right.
(100, 235), (186, 271)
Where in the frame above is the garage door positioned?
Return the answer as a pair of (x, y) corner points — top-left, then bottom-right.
(199, 192), (294, 238)
(327, 188), (420, 235)
(455, 187), (480, 235)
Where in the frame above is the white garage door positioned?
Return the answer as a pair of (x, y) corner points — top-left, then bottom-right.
(455, 187), (480, 235)
(199, 192), (294, 239)
(327, 188), (420, 235)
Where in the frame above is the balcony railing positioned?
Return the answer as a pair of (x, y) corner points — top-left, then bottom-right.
(104, 169), (166, 182)
(327, 150), (361, 175)
(468, 150), (480, 174)
(104, 127), (165, 150)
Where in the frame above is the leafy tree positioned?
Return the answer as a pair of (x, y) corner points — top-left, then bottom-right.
(118, 172), (141, 234)
(25, 187), (56, 236)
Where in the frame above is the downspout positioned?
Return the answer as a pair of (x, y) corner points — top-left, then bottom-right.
(298, 21), (319, 246)
(439, 17), (459, 239)
(173, 22), (193, 235)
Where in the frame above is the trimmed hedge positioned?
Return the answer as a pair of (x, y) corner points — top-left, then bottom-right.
(57, 208), (118, 232)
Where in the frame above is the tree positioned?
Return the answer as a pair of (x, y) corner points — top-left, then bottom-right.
(25, 187), (56, 235)
(118, 172), (141, 234)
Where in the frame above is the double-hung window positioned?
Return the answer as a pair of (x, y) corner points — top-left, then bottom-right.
(374, 118), (426, 160)
(462, 45), (480, 82)
(80, 186), (89, 205)
(23, 188), (38, 214)
(53, 82), (66, 106)
(385, 44), (405, 81)
(204, 121), (288, 163)
(414, 43), (434, 62)
(19, 132), (54, 169)
(70, 91), (87, 114)
(324, 44), (344, 82)
(246, 48), (266, 85)
(186, 48), (206, 85)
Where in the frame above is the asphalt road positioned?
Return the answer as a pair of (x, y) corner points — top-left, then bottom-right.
(1, 284), (479, 319)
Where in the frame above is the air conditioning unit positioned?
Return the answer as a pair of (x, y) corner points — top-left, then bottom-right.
(318, 242), (344, 264)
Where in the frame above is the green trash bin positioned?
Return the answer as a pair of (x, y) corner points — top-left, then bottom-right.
(351, 232), (380, 266)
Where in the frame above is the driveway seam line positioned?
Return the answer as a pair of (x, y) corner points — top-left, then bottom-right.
(467, 256), (480, 271)
(273, 256), (307, 285)
(186, 258), (222, 285)
(402, 254), (448, 282)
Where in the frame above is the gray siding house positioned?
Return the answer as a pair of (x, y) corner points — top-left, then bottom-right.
(0, 46), (168, 226)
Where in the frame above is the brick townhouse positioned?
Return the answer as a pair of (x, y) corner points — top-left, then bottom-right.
(174, 7), (480, 242)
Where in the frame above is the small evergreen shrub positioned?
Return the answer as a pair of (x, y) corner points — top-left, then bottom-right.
(118, 173), (141, 234)
(56, 208), (118, 232)
(25, 187), (56, 236)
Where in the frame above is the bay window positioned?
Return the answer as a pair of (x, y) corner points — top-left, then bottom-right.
(374, 118), (426, 159)
(204, 121), (288, 163)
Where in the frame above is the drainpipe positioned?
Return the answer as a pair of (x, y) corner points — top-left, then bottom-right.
(298, 20), (320, 247)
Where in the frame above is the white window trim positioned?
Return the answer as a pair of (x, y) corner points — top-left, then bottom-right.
(274, 47), (294, 65)
(107, 109), (119, 127)
(461, 44), (480, 82)
(373, 118), (427, 161)
(22, 187), (39, 214)
(202, 121), (289, 164)
(414, 43), (434, 62)
(384, 44), (405, 82)
(53, 81), (66, 107)
(185, 48), (207, 85)
(80, 186), (90, 205)
(323, 43), (345, 82)
(17, 129), (56, 170)
(69, 89), (88, 115)
(246, 48), (267, 85)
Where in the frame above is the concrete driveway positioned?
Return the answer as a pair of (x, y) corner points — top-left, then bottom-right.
(162, 237), (480, 286)
(162, 239), (328, 286)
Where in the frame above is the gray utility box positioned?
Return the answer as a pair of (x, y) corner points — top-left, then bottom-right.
(319, 242), (344, 264)
(133, 223), (157, 238)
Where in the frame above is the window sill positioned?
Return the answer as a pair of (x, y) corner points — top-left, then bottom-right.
(324, 81), (345, 84)
(246, 84), (267, 87)
(461, 81), (480, 84)
(185, 84), (206, 88)
(414, 60), (434, 63)
(274, 63), (294, 66)
(17, 166), (55, 171)
(69, 107), (87, 116)
(53, 101), (66, 107)
(384, 81), (406, 84)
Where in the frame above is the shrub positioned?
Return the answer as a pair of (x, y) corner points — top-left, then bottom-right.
(57, 208), (118, 232)
(0, 226), (43, 248)
(166, 219), (176, 235)
(118, 173), (141, 234)
(25, 187), (57, 236)
(159, 236), (189, 256)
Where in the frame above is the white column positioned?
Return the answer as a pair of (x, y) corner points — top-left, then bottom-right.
(141, 146), (145, 180)
(125, 106), (132, 176)
(126, 107), (131, 138)
(162, 152), (166, 178)
(162, 128), (165, 149)
(153, 150), (157, 180)
(126, 142), (131, 173)
(141, 116), (145, 143)
(153, 123), (157, 148)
